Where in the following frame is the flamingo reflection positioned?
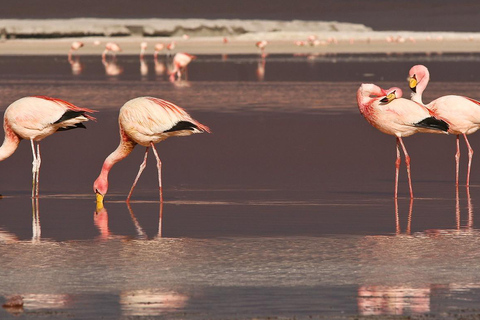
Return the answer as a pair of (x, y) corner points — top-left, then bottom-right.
(3, 293), (71, 316)
(256, 57), (266, 81)
(358, 285), (430, 315)
(102, 58), (123, 77)
(120, 289), (188, 316)
(94, 201), (162, 239)
(395, 198), (413, 235)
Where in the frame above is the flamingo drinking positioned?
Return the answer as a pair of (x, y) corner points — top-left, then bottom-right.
(169, 53), (196, 82)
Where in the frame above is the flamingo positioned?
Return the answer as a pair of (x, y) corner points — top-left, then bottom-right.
(102, 42), (122, 60)
(68, 41), (84, 60)
(256, 40), (268, 57)
(154, 43), (165, 59)
(166, 41), (176, 57)
(357, 84), (449, 198)
(408, 64), (480, 186)
(139, 41), (148, 60)
(0, 96), (96, 197)
(93, 97), (210, 204)
(169, 52), (196, 82)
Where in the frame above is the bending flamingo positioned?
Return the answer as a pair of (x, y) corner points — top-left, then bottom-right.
(93, 97), (210, 204)
(169, 53), (196, 82)
(102, 42), (122, 60)
(409, 64), (480, 186)
(68, 41), (84, 60)
(0, 96), (96, 197)
(357, 84), (449, 198)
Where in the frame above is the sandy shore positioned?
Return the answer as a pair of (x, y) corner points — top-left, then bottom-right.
(2, 33), (480, 56)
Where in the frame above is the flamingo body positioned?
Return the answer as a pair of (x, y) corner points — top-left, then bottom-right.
(170, 53), (196, 81)
(408, 64), (480, 185)
(93, 97), (210, 203)
(0, 96), (95, 196)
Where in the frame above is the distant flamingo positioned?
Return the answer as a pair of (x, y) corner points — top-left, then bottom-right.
(408, 64), (480, 186)
(68, 41), (84, 60)
(169, 52), (196, 82)
(93, 97), (210, 204)
(102, 42), (122, 60)
(357, 84), (449, 198)
(166, 41), (176, 57)
(0, 96), (96, 197)
(256, 40), (268, 57)
(139, 41), (148, 60)
(154, 43), (165, 59)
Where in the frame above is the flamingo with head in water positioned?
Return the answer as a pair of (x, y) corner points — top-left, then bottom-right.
(408, 64), (480, 186)
(357, 83), (449, 198)
(93, 97), (210, 204)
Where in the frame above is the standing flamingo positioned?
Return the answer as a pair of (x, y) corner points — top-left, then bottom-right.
(166, 42), (176, 57)
(0, 96), (96, 197)
(154, 43), (165, 59)
(256, 40), (268, 57)
(139, 41), (148, 60)
(93, 97), (210, 204)
(408, 64), (480, 186)
(357, 84), (449, 198)
(102, 42), (122, 60)
(68, 41), (84, 60)
(169, 53), (196, 82)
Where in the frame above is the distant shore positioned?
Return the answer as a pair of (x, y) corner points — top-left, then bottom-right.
(1, 34), (480, 56)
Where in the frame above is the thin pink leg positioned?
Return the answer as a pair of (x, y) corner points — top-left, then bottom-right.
(463, 133), (474, 187)
(455, 135), (460, 186)
(398, 137), (413, 199)
(150, 142), (163, 203)
(127, 147), (149, 202)
(406, 198), (413, 235)
(394, 197), (400, 234)
(395, 138), (401, 199)
(35, 144), (41, 198)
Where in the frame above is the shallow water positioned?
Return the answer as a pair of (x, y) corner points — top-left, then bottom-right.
(1, 53), (480, 319)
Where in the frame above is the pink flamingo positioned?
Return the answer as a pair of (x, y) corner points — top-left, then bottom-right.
(408, 64), (480, 186)
(102, 42), (122, 60)
(169, 52), (196, 82)
(154, 43), (165, 59)
(166, 41), (176, 57)
(68, 41), (84, 60)
(93, 97), (210, 204)
(0, 96), (96, 197)
(139, 41), (148, 60)
(357, 84), (449, 198)
(256, 40), (268, 57)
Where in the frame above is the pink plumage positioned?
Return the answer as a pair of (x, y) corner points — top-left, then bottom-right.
(93, 97), (210, 203)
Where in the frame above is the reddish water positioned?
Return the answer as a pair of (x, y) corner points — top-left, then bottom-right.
(0, 54), (480, 319)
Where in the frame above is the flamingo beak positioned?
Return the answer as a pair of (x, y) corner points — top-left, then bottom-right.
(380, 91), (396, 103)
(96, 192), (104, 210)
(408, 76), (417, 92)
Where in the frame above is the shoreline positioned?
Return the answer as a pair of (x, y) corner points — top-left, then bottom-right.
(2, 33), (480, 56)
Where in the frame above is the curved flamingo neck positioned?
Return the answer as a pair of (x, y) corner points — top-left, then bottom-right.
(411, 68), (429, 105)
(357, 84), (383, 115)
(94, 127), (136, 194)
(0, 121), (20, 162)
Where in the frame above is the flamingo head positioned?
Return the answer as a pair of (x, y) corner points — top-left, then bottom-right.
(93, 176), (108, 207)
(408, 64), (429, 93)
(380, 87), (402, 103)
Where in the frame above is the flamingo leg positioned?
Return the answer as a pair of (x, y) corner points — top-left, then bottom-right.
(127, 147), (149, 202)
(455, 135), (460, 186)
(35, 144), (41, 198)
(406, 198), (413, 235)
(463, 133), (474, 187)
(150, 142), (163, 203)
(395, 138), (402, 199)
(398, 137), (414, 199)
(30, 139), (40, 198)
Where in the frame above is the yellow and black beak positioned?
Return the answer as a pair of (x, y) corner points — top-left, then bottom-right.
(409, 75), (417, 92)
(96, 191), (104, 211)
(380, 91), (396, 103)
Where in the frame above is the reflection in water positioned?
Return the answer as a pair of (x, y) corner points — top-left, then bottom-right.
(68, 56), (83, 75)
(140, 58), (148, 78)
(102, 58), (123, 77)
(395, 198), (413, 235)
(120, 289), (188, 316)
(256, 57), (266, 81)
(2, 293), (71, 316)
(32, 198), (40, 243)
(154, 57), (166, 77)
(358, 285), (430, 315)
(94, 201), (163, 240)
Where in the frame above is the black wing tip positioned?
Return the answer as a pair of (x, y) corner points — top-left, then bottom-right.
(53, 110), (86, 124)
(164, 121), (198, 133)
(415, 116), (449, 132)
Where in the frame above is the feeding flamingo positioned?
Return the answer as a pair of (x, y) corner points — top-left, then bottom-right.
(102, 42), (122, 60)
(93, 97), (210, 204)
(408, 64), (480, 186)
(0, 96), (96, 197)
(357, 84), (449, 198)
(68, 41), (84, 60)
(169, 53), (196, 82)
